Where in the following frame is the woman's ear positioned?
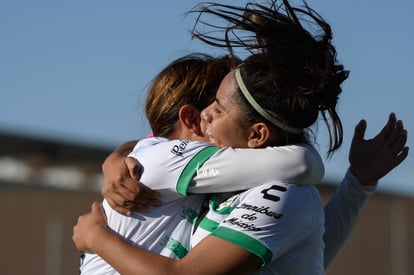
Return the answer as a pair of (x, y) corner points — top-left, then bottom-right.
(178, 104), (202, 135)
(247, 122), (272, 148)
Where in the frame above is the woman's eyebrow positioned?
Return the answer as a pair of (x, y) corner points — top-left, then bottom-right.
(215, 98), (225, 109)
(215, 97), (231, 114)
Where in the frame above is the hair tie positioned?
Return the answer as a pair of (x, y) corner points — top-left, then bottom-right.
(234, 66), (303, 134)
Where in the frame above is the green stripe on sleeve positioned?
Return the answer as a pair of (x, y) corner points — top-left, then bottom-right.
(176, 146), (220, 196)
(212, 227), (273, 267)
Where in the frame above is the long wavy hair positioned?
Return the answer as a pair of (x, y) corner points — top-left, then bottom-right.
(189, 0), (349, 156)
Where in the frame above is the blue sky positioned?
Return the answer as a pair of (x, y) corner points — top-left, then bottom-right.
(1, 0), (413, 195)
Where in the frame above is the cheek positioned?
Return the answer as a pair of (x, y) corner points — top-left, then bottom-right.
(216, 122), (247, 147)
(231, 126), (247, 143)
(199, 118), (207, 132)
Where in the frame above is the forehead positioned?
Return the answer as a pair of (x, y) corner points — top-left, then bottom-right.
(216, 71), (238, 100)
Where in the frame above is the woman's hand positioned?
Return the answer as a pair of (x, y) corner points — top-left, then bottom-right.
(349, 113), (409, 186)
(102, 141), (161, 216)
(72, 202), (108, 252)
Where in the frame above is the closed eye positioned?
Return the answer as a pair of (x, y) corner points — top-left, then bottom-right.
(214, 99), (224, 114)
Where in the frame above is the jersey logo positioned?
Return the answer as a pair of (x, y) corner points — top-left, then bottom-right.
(235, 203), (283, 219)
(261, 184), (287, 202)
(170, 140), (190, 157)
(223, 217), (261, 231)
(216, 194), (239, 211)
(196, 166), (220, 177)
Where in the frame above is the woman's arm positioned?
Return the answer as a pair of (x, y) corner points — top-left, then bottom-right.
(103, 141), (324, 213)
(74, 182), (321, 274)
(73, 202), (260, 275)
(101, 140), (161, 216)
(323, 113), (408, 267)
(187, 143), (324, 194)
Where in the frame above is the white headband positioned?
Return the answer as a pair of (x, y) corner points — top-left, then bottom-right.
(234, 67), (303, 134)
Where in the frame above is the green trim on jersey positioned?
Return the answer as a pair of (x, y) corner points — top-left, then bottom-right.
(198, 215), (220, 232)
(164, 238), (188, 259)
(176, 146), (220, 196)
(212, 227), (273, 267)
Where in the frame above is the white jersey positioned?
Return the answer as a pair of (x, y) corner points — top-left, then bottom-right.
(80, 137), (324, 274)
(191, 182), (325, 275)
(192, 169), (378, 273)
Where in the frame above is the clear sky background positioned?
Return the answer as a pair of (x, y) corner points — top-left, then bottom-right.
(1, 0), (413, 196)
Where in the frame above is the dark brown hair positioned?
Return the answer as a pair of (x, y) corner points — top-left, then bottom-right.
(190, 0), (349, 156)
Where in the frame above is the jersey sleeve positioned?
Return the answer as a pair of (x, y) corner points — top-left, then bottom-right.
(323, 168), (376, 268)
(210, 183), (324, 267)
(128, 138), (220, 198)
(187, 144), (324, 194)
